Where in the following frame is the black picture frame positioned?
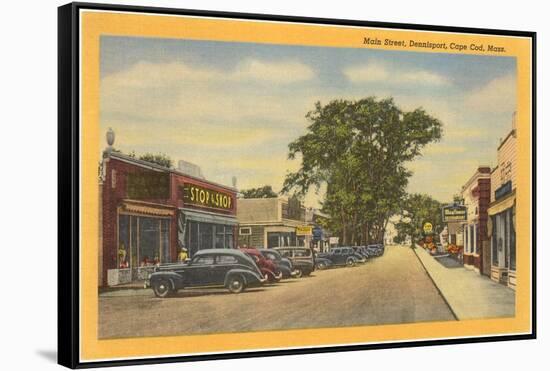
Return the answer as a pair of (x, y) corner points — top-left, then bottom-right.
(58, 2), (537, 368)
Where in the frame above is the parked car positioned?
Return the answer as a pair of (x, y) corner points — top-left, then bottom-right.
(366, 244), (384, 257)
(240, 248), (283, 282)
(145, 249), (266, 297)
(273, 247), (315, 278)
(314, 256), (333, 270)
(318, 247), (360, 267)
(353, 246), (371, 260)
(258, 249), (295, 278)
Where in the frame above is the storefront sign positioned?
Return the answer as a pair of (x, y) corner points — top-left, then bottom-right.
(329, 237), (339, 244)
(296, 225), (313, 236)
(442, 205), (467, 222)
(312, 226), (323, 241)
(180, 183), (233, 211)
(495, 180), (512, 201)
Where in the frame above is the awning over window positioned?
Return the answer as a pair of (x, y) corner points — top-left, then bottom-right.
(488, 193), (515, 216)
(179, 208), (239, 226)
(121, 201), (174, 217)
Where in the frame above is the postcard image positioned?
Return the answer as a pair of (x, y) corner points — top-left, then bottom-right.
(61, 6), (534, 366)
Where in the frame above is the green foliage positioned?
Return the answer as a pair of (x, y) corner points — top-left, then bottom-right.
(395, 193), (444, 247)
(138, 153), (173, 168)
(240, 185), (278, 198)
(282, 97), (443, 245)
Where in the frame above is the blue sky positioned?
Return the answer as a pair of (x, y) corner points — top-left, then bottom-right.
(100, 36), (517, 206)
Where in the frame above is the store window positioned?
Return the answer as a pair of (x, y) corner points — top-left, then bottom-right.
(509, 207), (516, 271)
(186, 221), (234, 257)
(117, 215), (130, 268)
(266, 232), (299, 248)
(117, 214), (171, 271)
(475, 223), (479, 255)
(491, 215), (498, 266)
(469, 224), (475, 254)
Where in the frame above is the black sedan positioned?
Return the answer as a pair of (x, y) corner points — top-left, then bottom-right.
(317, 247), (361, 267)
(145, 249), (266, 297)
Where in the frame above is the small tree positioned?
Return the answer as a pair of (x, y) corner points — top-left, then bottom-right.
(139, 153), (173, 168)
(240, 185), (278, 198)
(395, 193), (443, 247)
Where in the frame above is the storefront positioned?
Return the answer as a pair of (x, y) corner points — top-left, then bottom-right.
(488, 118), (517, 289)
(237, 197), (307, 249)
(114, 201), (175, 284)
(100, 150), (237, 286)
(489, 192), (516, 287)
(459, 166), (491, 276)
(441, 205), (467, 261)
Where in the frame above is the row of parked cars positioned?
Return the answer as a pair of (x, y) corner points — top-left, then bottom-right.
(145, 244), (385, 298)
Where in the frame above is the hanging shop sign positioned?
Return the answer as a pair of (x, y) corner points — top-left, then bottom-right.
(494, 180), (512, 201)
(296, 225), (313, 236)
(180, 183), (234, 211)
(312, 226), (323, 241)
(442, 204), (467, 222)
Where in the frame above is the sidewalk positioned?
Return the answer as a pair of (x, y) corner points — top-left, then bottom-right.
(99, 282), (149, 297)
(413, 246), (515, 320)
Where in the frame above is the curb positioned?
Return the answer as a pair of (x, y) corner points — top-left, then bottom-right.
(411, 246), (459, 321)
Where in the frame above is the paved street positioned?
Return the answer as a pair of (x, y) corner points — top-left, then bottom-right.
(99, 245), (455, 339)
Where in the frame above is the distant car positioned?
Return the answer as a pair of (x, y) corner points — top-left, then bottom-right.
(273, 247), (315, 278)
(145, 249), (266, 297)
(353, 246), (370, 258)
(366, 244), (384, 257)
(258, 249), (295, 278)
(240, 248), (283, 282)
(318, 247), (360, 267)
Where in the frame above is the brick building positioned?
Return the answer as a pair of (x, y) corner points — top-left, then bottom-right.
(99, 150), (238, 287)
(460, 166), (492, 276)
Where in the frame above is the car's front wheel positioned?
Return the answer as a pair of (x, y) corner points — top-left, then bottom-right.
(227, 275), (246, 293)
(152, 279), (173, 298)
(293, 268), (303, 278)
(346, 257), (356, 267)
(316, 261), (327, 270)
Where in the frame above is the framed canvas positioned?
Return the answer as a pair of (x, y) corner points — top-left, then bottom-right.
(58, 2), (536, 368)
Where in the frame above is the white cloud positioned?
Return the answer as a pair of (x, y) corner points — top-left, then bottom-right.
(463, 73), (516, 112)
(102, 59), (315, 90)
(233, 59), (315, 84)
(343, 62), (450, 86)
(100, 59), (320, 127)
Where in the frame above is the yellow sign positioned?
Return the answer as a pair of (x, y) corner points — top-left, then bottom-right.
(296, 226), (313, 236)
(423, 222), (433, 234)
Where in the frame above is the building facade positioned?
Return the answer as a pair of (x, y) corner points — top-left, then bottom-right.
(488, 121), (517, 289)
(460, 167), (491, 276)
(237, 197), (308, 249)
(99, 151), (238, 286)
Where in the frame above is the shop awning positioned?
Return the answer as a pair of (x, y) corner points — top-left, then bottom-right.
(179, 208), (239, 226)
(121, 201), (174, 217)
(488, 193), (515, 216)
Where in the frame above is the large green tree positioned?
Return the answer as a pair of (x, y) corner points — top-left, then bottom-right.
(282, 97), (442, 245)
